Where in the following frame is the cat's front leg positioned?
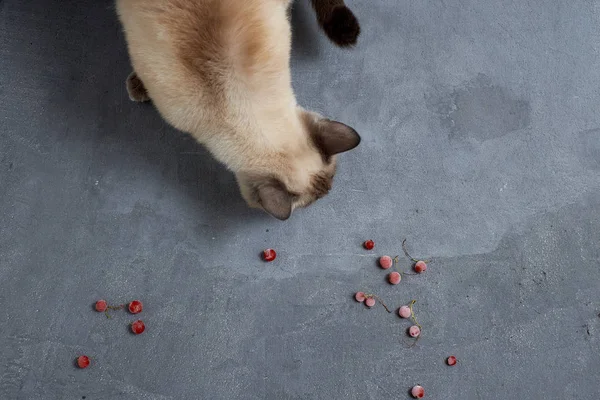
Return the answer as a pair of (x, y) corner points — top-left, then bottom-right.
(311, 0), (360, 47)
(125, 71), (150, 102)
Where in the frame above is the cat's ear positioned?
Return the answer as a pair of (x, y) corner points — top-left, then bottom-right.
(311, 120), (361, 156)
(255, 178), (293, 221)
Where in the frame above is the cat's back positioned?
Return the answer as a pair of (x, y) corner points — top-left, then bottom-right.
(116, 0), (291, 132)
(116, 0), (233, 107)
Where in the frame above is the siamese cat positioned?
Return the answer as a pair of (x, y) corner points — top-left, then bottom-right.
(116, 0), (361, 220)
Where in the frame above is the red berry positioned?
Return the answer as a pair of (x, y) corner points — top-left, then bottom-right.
(411, 385), (425, 398)
(409, 325), (421, 338)
(414, 260), (427, 273)
(365, 297), (376, 307)
(355, 292), (366, 302)
(379, 255), (393, 269)
(263, 248), (276, 262)
(131, 320), (145, 334)
(77, 355), (90, 369)
(128, 300), (143, 314)
(363, 240), (375, 250)
(447, 356), (457, 366)
(388, 271), (401, 285)
(398, 305), (411, 318)
(95, 300), (107, 312)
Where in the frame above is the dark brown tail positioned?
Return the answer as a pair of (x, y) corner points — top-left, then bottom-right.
(310, 0), (360, 47)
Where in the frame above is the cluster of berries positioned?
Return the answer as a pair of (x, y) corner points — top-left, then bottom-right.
(76, 299), (146, 369)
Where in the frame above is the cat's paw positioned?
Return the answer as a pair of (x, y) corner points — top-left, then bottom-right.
(126, 72), (150, 102)
(322, 6), (360, 47)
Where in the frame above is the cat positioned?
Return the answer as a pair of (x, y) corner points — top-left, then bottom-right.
(115, 0), (362, 220)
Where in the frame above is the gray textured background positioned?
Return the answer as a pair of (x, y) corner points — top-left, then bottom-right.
(1, 0), (600, 399)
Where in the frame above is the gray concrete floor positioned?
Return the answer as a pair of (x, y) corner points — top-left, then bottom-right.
(1, 0), (600, 399)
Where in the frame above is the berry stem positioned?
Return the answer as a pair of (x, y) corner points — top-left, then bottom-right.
(402, 239), (419, 262)
(408, 300), (422, 328)
(404, 300), (423, 348)
(364, 294), (392, 313)
(401, 271), (419, 276)
(373, 295), (392, 313)
(103, 304), (125, 319)
(402, 239), (430, 263)
(393, 255), (418, 276)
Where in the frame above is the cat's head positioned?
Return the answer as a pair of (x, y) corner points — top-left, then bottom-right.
(236, 109), (360, 220)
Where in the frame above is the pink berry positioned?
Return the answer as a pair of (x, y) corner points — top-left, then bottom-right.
(128, 300), (143, 314)
(131, 320), (145, 334)
(379, 255), (393, 269)
(447, 356), (457, 366)
(398, 305), (411, 318)
(409, 325), (421, 338)
(411, 385), (424, 398)
(414, 260), (427, 273)
(77, 355), (90, 369)
(95, 300), (107, 312)
(388, 271), (401, 285)
(365, 297), (376, 307)
(263, 248), (276, 262)
(354, 292), (366, 302)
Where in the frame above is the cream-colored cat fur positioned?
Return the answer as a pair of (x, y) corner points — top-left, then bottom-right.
(116, 0), (361, 220)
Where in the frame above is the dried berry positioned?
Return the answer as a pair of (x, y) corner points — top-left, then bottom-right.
(262, 248), (277, 262)
(363, 240), (375, 250)
(398, 306), (411, 318)
(77, 355), (90, 369)
(388, 271), (401, 285)
(379, 255), (393, 269)
(447, 356), (457, 366)
(409, 325), (421, 338)
(414, 260), (427, 273)
(131, 320), (145, 335)
(411, 385), (424, 398)
(355, 292), (366, 302)
(95, 300), (107, 312)
(128, 300), (143, 314)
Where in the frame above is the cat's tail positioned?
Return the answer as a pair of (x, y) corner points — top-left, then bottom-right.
(311, 0), (360, 47)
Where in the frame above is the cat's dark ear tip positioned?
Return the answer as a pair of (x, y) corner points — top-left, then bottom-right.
(352, 130), (361, 148)
(337, 121), (361, 150)
(323, 6), (361, 47)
